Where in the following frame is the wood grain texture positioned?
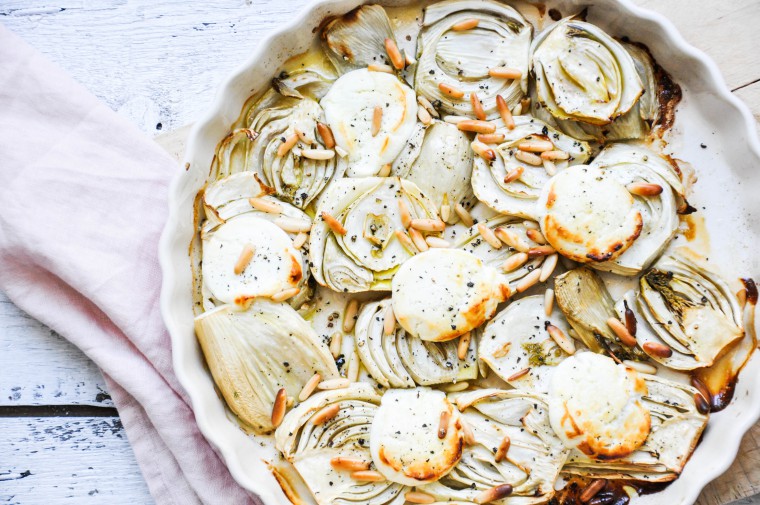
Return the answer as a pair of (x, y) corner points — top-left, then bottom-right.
(0, 417), (151, 505)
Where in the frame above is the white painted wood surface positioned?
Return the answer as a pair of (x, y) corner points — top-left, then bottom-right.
(1, 0), (759, 504)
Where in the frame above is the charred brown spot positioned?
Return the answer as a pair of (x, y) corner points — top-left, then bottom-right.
(289, 255), (303, 284)
(742, 278), (758, 305)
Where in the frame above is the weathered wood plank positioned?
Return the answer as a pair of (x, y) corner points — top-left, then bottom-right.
(0, 292), (113, 407)
(0, 416), (152, 504)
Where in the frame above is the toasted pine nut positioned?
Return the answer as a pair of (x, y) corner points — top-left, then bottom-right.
(478, 223), (502, 249)
(271, 287), (301, 302)
(233, 244), (255, 275)
(544, 288), (555, 316)
(495, 435), (510, 462)
(543, 159), (557, 175)
(515, 150), (543, 166)
(347, 350), (360, 382)
(330, 457), (370, 471)
(489, 66), (522, 79)
(496, 94), (515, 129)
(277, 133), (299, 157)
(691, 376), (712, 406)
(503, 166), (524, 183)
(494, 228), (530, 252)
(378, 163), (392, 177)
(249, 197), (283, 214)
(643, 341), (673, 358)
(271, 388), (287, 427)
(492, 342), (511, 359)
(547, 323), (576, 355)
(442, 381), (469, 392)
(503, 252), (529, 272)
(472, 141), (496, 161)
(539, 254), (558, 282)
(452, 18), (479, 31)
(368, 63), (394, 74)
(623, 360), (657, 375)
(440, 202), (451, 222)
(318, 378), (351, 390)
(541, 150), (569, 160)
(477, 133), (506, 144)
(579, 479), (606, 503)
(476, 484), (513, 504)
(299, 373), (322, 401)
(443, 115), (468, 124)
(395, 229), (417, 252)
(384, 38), (405, 69)
(439, 82), (465, 99)
(405, 491), (436, 504)
(515, 268), (541, 293)
(409, 227), (429, 252)
(623, 301), (637, 336)
(398, 199), (412, 228)
(607, 317), (637, 347)
(528, 245), (556, 257)
(455, 203), (474, 227)
(526, 229), (547, 244)
(518, 139), (554, 152)
(470, 92), (486, 120)
(302, 148), (335, 160)
(343, 300), (359, 332)
(457, 332), (472, 360)
(418, 95), (440, 118)
(438, 410), (450, 439)
(411, 218), (446, 232)
(312, 403), (341, 425)
(462, 420), (476, 445)
(418, 106), (433, 125)
(292, 232), (308, 249)
(426, 236), (451, 248)
(317, 122), (335, 148)
(294, 125), (315, 145)
(372, 106), (383, 137)
(351, 470), (385, 482)
(384, 304), (396, 335)
(627, 182), (663, 196)
(329, 331), (342, 359)
(507, 367), (530, 381)
(322, 211), (347, 235)
(457, 119), (496, 134)
(275, 217), (312, 233)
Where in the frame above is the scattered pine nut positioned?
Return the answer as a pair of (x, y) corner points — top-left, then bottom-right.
(607, 317), (637, 347)
(515, 268), (541, 293)
(395, 229), (417, 252)
(547, 323), (576, 355)
(330, 457), (370, 472)
(272, 287), (301, 302)
(312, 403), (341, 425)
(438, 410), (450, 439)
(294, 125), (315, 145)
(442, 381), (469, 393)
(503, 166), (524, 183)
(378, 163), (392, 177)
(462, 420), (476, 445)
(234, 244), (256, 275)
(492, 342), (511, 359)
(539, 254), (558, 282)
(477, 133), (506, 144)
(347, 350), (361, 382)
(439, 82), (465, 99)
(249, 197), (283, 214)
(494, 228), (530, 252)
(443, 115), (468, 124)
(518, 139), (554, 152)
(579, 479), (606, 503)
(470, 92), (486, 120)
(292, 232), (309, 249)
(276, 133), (300, 157)
(275, 217), (312, 233)
(540, 150), (569, 160)
(409, 227), (429, 252)
(457, 119), (496, 134)
(643, 341), (673, 358)
(299, 373), (322, 401)
(526, 229), (547, 244)
(455, 203), (474, 227)
(398, 199), (412, 228)
(426, 236), (451, 248)
(515, 150), (543, 166)
(384, 304), (396, 335)
(503, 252), (529, 272)
(472, 140), (496, 161)
(316, 122), (335, 148)
(544, 288), (555, 316)
(495, 435), (510, 462)
(418, 95), (440, 118)
(440, 202), (451, 222)
(384, 38), (405, 69)
(322, 211), (347, 235)
(476, 484), (513, 504)
(496, 95), (515, 129)
(623, 301), (638, 336)
(372, 106), (383, 137)
(507, 367), (530, 381)
(457, 332), (472, 360)
(528, 245), (556, 257)
(543, 159), (557, 175)
(351, 470), (386, 482)
(301, 148), (335, 160)
(411, 218), (446, 232)
(478, 223), (502, 249)
(318, 378), (351, 390)
(343, 300), (359, 332)
(330, 331), (343, 358)
(405, 491), (436, 504)
(488, 67), (522, 79)
(368, 63), (394, 74)
(418, 106), (433, 125)
(271, 388), (287, 428)
(623, 360), (657, 375)
(452, 18), (479, 31)
(627, 182), (663, 196)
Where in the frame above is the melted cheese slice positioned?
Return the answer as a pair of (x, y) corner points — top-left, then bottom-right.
(321, 68), (418, 177)
(370, 388), (463, 486)
(548, 353), (651, 460)
(392, 249), (510, 342)
(202, 214), (303, 305)
(538, 166), (642, 263)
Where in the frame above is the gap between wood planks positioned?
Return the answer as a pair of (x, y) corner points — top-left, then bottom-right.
(0, 405), (118, 417)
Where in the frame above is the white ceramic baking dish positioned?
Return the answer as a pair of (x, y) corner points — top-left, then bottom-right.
(159, 1), (760, 503)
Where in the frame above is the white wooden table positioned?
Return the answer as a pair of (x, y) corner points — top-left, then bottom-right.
(1, 1), (759, 504)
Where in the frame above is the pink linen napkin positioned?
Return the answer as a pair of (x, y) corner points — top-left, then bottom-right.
(0, 26), (258, 505)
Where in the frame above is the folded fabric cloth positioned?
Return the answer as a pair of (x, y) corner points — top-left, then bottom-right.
(0, 26), (257, 505)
